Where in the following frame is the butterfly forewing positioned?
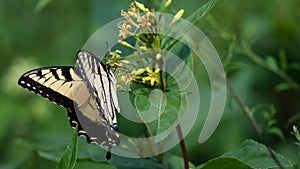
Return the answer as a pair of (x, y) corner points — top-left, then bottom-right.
(76, 50), (120, 130)
(18, 58), (120, 159)
(18, 67), (77, 108)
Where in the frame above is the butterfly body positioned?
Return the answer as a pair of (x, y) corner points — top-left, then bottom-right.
(18, 50), (120, 159)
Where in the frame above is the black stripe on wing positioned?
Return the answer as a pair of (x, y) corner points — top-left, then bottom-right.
(18, 66), (76, 108)
(17, 67), (85, 131)
(75, 50), (120, 130)
(18, 66), (119, 159)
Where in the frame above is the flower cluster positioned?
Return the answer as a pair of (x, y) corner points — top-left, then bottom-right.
(118, 1), (154, 39)
(111, 1), (184, 89)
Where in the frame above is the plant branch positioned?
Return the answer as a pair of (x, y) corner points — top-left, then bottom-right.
(226, 81), (263, 136)
(176, 124), (189, 169)
(227, 80), (285, 169)
(206, 15), (300, 91)
(238, 42), (300, 91)
(158, 50), (189, 169)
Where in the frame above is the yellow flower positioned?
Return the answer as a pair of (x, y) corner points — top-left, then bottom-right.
(142, 67), (160, 86)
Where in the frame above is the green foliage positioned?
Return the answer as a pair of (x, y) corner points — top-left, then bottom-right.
(186, 0), (217, 24)
(197, 157), (253, 169)
(1, 0), (300, 168)
(251, 105), (284, 140)
(56, 126), (78, 169)
(223, 139), (292, 169)
(134, 87), (185, 139)
(35, 0), (54, 12)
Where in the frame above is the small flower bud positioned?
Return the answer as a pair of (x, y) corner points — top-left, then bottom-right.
(156, 53), (161, 60)
(170, 9), (184, 25)
(135, 1), (149, 12)
(163, 0), (172, 10)
(118, 40), (137, 50)
(140, 46), (147, 51)
(135, 68), (146, 75)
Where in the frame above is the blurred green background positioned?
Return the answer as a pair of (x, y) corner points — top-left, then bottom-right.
(0, 0), (300, 168)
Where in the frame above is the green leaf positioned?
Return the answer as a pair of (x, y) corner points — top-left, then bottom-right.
(164, 153), (195, 169)
(77, 137), (108, 162)
(278, 49), (287, 71)
(275, 83), (295, 92)
(163, 0), (217, 53)
(110, 156), (164, 169)
(225, 62), (249, 71)
(166, 43), (194, 89)
(222, 139), (292, 169)
(267, 127), (285, 141)
(75, 161), (117, 169)
(168, 41), (191, 63)
(39, 137), (109, 163)
(0, 158), (28, 169)
(56, 127), (78, 169)
(134, 87), (187, 141)
(35, 0), (54, 12)
(265, 56), (278, 72)
(287, 113), (300, 128)
(197, 157), (253, 169)
(38, 150), (61, 163)
(186, 0), (218, 24)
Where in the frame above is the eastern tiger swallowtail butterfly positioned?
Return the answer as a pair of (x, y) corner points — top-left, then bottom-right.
(18, 50), (120, 160)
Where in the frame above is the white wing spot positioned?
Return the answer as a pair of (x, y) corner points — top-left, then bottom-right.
(79, 130), (87, 134)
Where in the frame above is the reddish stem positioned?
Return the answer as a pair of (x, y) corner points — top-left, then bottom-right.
(176, 124), (189, 169)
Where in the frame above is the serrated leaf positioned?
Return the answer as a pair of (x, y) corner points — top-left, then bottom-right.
(222, 139), (292, 169)
(56, 127), (78, 169)
(197, 157), (253, 169)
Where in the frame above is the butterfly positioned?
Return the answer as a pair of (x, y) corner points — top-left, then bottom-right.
(18, 50), (120, 159)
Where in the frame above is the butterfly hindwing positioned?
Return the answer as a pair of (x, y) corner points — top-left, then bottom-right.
(76, 50), (120, 130)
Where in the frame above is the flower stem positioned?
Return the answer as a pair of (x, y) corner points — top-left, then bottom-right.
(158, 51), (188, 169)
(176, 124), (189, 169)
